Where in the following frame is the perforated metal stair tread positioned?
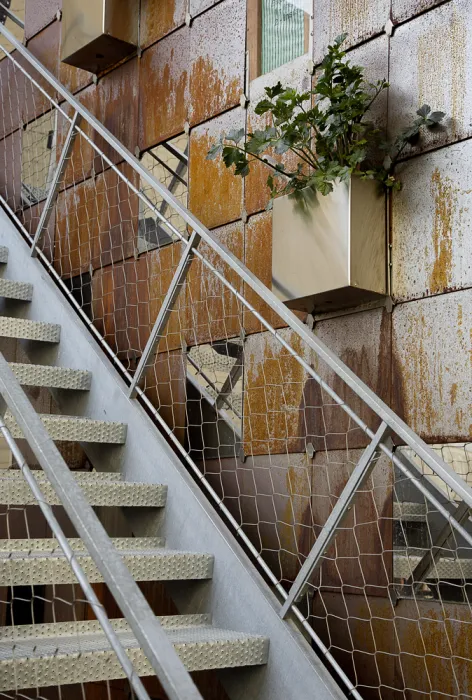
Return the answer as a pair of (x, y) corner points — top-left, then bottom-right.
(0, 279), (33, 301)
(0, 617), (269, 689)
(1, 537), (165, 552)
(0, 471), (167, 507)
(394, 552), (472, 579)
(0, 316), (60, 342)
(0, 247), (8, 264)
(9, 362), (92, 390)
(4, 412), (127, 444)
(0, 543), (214, 585)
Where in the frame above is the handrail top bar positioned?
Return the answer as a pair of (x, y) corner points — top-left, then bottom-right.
(0, 2), (24, 29)
(0, 20), (470, 505)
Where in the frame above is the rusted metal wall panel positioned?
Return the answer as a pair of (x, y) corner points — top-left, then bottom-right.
(392, 0), (450, 24)
(313, 308), (392, 450)
(0, 130), (21, 212)
(91, 162), (139, 270)
(187, 219), (244, 346)
(311, 450), (393, 595)
(20, 22), (60, 124)
(58, 89), (97, 189)
(246, 55), (312, 217)
(189, 0), (245, 127)
(312, 593), (472, 699)
(392, 290), (472, 442)
(21, 202), (55, 262)
(143, 348), (187, 445)
(392, 140), (472, 303)
(343, 34), (389, 127)
(59, 19), (93, 95)
(312, 0), (390, 65)
(140, 0), (186, 50)
(188, 107), (244, 229)
(0, 58), (25, 140)
(389, 0), (472, 156)
(25, 0), (61, 40)
(139, 27), (189, 150)
(243, 328), (313, 456)
(55, 178), (97, 278)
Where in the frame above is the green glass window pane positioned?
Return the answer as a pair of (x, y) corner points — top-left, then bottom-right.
(261, 0), (307, 75)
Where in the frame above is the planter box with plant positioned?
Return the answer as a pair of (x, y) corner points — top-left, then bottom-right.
(208, 34), (445, 313)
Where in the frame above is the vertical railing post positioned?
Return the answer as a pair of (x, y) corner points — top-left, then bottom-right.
(31, 111), (81, 257)
(279, 421), (390, 619)
(128, 230), (201, 398)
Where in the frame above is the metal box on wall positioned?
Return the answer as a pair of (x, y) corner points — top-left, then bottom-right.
(271, 178), (387, 314)
(61, 0), (138, 74)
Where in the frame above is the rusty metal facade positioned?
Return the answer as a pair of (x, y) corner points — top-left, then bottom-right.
(0, 1), (471, 698)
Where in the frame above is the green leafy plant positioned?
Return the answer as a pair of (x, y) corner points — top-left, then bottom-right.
(207, 34), (445, 207)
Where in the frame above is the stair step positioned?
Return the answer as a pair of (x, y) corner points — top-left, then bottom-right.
(5, 412), (127, 444)
(3, 537), (165, 552)
(0, 246), (8, 264)
(0, 316), (60, 343)
(9, 362), (92, 390)
(0, 471), (167, 507)
(0, 279), (33, 301)
(0, 617), (269, 690)
(393, 501), (428, 522)
(394, 552), (472, 579)
(0, 542), (214, 585)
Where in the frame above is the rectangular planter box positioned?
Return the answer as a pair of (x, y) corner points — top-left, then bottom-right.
(272, 178), (387, 313)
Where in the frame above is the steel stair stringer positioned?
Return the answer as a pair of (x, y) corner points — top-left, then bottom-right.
(0, 208), (345, 700)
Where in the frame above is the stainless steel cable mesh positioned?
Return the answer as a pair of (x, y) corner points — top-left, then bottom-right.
(0, 37), (470, 700)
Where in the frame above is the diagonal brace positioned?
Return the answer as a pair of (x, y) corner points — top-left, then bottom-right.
(280, 421), (390, 619)
(129, 230), (201, 398)
(31, 111), (81, 257)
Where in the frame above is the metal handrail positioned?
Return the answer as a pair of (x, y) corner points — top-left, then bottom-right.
(0, 21), (466, 508)
(0, 353), (203, 700)
(0, 2), (24, 29)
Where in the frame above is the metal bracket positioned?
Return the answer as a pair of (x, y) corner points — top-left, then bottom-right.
(31, 111), (82, 257)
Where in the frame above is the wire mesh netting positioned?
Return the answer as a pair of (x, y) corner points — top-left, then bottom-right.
(0, 36), (471, 700)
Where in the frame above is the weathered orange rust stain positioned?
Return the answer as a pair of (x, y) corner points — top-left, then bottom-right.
(188, 129), (242, 229)
(139, 32), (189, 149)
(243, 330), (309, 456)
(189, 56), (240, 127)
(55, 180), (96, 279)
(140, 0), (185, 48)
(429, 168), (455, 295)
(450, 382), (458, 405)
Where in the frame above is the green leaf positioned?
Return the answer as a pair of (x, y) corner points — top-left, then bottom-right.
(206, 143), (223, 160)
(226, 127), (245, 144)
(416, 104), (431, 117)
(428, 111), (446, 124)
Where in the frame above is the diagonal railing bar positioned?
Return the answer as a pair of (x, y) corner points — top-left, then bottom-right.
(280, 422), (391, 618)
(31, 110), (82, 256)
(0, 23), (462, 501)
(0, 1), (23, 29)
(0, 353), (203, 700)
(0, 416), (153, 700)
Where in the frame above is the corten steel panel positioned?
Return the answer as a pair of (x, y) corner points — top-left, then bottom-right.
(20, 21), (60, 124)
(147, 242), (187, 354)
(389, 0), (472, 156)
(139, 27), (189, 150)
(312, 307), (391, 451)
(242, 328), (314, 457)
(143, 348), (187, 446)
(91, 162), (139, 270)
(0, 130), (21, 212)
(311, 450), (393, 595)
(246, 56), (312, 217)
(186, 220), (244, 347)
(57, 87), (98, 190)
(189, 108), (244, 229)
(188, 0), (245, 126)
(59, 18), (94, 95)
(95, 57), (139, 168)
(392, 140), (472, 303)
(189, 0), (221, 18)
(54, 177), (98, 278)
(392, 0), (451, 24)
(243, 211), (306, 335)
(392, 290), (472, 443)
(312, 0), (390, 65)
(140, 0), (186, 49)
(312, 593), (472, 698)
(25, 0), (61, 40)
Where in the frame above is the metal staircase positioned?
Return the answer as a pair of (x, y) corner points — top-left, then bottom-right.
(0, 12), (470, 700)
